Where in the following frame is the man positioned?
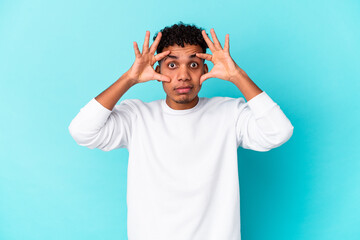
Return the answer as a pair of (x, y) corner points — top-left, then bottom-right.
(68, 22), (294, 240)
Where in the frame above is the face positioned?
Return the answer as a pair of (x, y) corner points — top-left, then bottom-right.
(155, 44), (208, 110)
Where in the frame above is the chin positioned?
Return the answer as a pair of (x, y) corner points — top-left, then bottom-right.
(174, 98), (192, 104)
(175, 94), (197, 104)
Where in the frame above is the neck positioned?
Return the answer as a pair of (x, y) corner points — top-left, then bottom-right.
(165, 95), (199, 110)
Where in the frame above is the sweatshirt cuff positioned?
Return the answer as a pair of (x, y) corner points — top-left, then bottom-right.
(246, 91), (278, 118)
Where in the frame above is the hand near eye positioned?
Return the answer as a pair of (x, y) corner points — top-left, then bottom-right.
(196, 28), (242, 85)
(127, 31), (171, 84)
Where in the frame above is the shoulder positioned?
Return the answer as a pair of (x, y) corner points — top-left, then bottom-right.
(203, 96), (246, 109)
(113, 98), (162, 114)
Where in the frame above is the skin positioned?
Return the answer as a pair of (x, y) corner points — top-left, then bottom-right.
(155, 44), (209, 110)
(95, 28), (262, 111)
(154, 28), (262, 110)
(196, 29), (262, 100)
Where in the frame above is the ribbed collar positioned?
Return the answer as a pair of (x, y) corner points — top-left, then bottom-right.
(161, 97), (203, 115)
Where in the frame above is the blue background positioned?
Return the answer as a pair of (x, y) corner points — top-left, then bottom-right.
(1, 0), (359, 239)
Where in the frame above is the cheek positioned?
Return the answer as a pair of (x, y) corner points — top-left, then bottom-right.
(193, 71), (203, 81)
(162, 82), (174, 92)
(162, 68), (173, 75)
(160, 69), (173, 79)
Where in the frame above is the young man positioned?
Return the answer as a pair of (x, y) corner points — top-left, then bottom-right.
(68, 22), (294, 240)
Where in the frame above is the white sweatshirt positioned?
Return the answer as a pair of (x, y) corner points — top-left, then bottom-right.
(68, 91), (293, 240)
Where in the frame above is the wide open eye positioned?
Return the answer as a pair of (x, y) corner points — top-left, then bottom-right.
(190, 62), (198, 68)
(168, 62), (176, 68)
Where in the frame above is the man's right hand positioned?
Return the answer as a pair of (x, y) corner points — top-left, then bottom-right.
(94, 30), (170, 110)
(127, 31), (171, 84)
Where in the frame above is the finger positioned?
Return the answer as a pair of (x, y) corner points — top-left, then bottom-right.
(150, 32), (162, 54)
(200, 72), (214, 85)
(195, 53), (212, 61)
(142, 31), (150, 54)
(154, 50), (170, 62)
(210, 28), (223, 50)
(133, 41), (141, 57)
(154, 72), (171, 82)
(201, 30), (216, 52)
(224, 34), (230, 52)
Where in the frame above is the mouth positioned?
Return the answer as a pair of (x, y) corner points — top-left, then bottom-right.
(175, 86), (193, 94)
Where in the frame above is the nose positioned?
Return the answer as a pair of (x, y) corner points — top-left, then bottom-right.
(177, 65), (191, 81)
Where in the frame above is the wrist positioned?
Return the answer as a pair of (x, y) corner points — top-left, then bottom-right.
(229, 66), (248, 83)
(120, 70), (138, 87)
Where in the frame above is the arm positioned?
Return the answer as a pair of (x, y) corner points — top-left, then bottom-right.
(94, 72), (137, 111)
(235, 92), (294, 151)
(95, 31), (171, 111)
(196, 28), (262, 101)
(68, 30), (171, 151)
(68, 72), (137, 151)
(196, 28), (293, 151)
(230, 68), (293, 151)
(229, 67), (263, 101)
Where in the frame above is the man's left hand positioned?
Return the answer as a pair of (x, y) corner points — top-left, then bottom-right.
(196, 28), (242, 85)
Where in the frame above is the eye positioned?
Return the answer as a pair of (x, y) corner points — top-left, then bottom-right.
(190, 62), (198, 68)
(168, 62), (176, 68)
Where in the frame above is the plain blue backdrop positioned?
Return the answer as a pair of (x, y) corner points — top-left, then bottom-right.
(1, 0), (359, 239)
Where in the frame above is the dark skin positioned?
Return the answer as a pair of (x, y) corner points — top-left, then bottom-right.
(95, 29), (262, 111)
(195, 28), (262, 100)
(155, 44), (209, 110)
(95, 31), (171, 110)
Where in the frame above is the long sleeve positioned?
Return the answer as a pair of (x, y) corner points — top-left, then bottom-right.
(68, 98), (137, 151)
(235, 91), (294, 152)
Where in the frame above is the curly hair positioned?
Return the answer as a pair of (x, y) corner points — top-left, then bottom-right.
(153, 21), (209, 57)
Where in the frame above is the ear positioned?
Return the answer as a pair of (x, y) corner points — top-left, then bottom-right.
(155, 65), (161, 82)
(203, 63), (208, 74)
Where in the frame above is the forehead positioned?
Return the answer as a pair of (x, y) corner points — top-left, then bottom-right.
(162, 44), (203, 58)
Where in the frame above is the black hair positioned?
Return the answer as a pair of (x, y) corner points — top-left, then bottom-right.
(153, 21), (209, 59)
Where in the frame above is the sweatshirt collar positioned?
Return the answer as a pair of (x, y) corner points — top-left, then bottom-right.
(161, 97), (203, 115)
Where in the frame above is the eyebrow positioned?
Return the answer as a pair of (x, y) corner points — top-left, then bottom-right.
(162, 53), (198, 62)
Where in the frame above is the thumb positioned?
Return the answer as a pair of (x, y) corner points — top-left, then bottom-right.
(154, 73), (171, 82)
(200, 72), (213, 85)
